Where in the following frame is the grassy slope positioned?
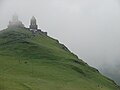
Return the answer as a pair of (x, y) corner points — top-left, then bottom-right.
(0, 28), (119, 90)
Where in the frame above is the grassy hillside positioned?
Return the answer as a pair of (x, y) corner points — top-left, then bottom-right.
(0, 27), (119, 90)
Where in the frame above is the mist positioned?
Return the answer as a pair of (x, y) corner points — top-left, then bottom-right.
(1, 0), (120, 84)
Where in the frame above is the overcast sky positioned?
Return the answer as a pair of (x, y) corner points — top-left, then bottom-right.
(1, 0), (120, 81)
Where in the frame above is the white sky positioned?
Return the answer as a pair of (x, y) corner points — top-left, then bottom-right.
(1, 0), (120, 78)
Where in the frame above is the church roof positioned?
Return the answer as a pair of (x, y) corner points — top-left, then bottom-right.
(31, 16), (36, 20)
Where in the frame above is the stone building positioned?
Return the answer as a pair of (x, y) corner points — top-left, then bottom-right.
(29, 16), (38, 30)
(8, 15), (47, 35)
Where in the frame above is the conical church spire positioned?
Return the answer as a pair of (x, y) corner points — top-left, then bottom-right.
(30, 16), (38, 29)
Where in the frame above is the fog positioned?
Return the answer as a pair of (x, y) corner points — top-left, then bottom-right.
(1, 0), (120, 84)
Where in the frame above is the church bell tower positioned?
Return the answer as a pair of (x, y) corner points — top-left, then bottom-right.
(29, 16), (38, 30)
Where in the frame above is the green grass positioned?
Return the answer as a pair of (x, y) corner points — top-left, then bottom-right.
(0, 27), (119, 90)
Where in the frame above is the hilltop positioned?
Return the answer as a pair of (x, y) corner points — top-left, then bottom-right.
(0, 27), (119, 90)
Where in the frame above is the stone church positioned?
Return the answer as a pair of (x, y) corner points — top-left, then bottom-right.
(8, 14), (47, 35)
(8, 14), (38, 30)
(29, 16), (38, 30)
